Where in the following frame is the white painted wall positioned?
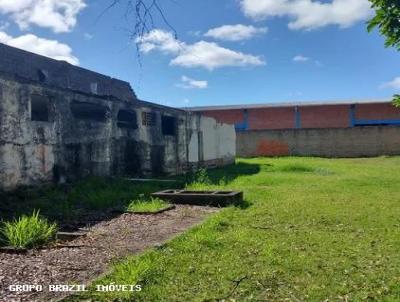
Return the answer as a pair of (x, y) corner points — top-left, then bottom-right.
(200, 117), (218, 161)
(188, 131), (199, 163)
(217, 122), (236, 161)
(200, 116), (236, 162)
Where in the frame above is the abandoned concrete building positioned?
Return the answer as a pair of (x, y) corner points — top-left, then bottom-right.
(0, 43), (236, 191)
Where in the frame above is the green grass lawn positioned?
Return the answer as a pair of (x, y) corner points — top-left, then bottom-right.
(67, 157), (400, 301)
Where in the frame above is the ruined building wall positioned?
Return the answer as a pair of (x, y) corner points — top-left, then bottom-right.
(0, 72), (235, 191)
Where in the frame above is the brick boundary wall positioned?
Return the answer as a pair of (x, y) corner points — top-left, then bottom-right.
(237, 126), (400, 158)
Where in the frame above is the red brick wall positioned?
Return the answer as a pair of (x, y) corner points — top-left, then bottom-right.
(201, 109), (244, 125)
(199, 102), (397, 130)
(248, 107), (295, 130)
(299, 105), (350, 128)
(355, 103), (400, 120)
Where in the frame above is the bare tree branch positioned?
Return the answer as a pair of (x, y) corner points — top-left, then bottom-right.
(105, 0), (177, 41)
(101, 0), (176, 66)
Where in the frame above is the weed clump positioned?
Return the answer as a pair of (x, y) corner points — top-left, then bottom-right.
(186, 168), (212, 190)
(127, 196), (170, 213)
(1, 210), (58, 249)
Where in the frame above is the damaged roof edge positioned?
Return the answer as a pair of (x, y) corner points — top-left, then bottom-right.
(0, 43), (136, 102)
(136, 99), (187, 113)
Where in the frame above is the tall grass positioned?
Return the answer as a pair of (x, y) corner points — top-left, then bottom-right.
(1, 177), (176, 229)
(186, 168), (228, 190)
(127, 196), (170, 213)
(0, 210), (58, 249)
(68, 177), (170, 210)
(186, 168), (212, 190)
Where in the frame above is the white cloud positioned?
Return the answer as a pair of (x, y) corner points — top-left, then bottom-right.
(171, 41), (265, 70)
(204, 24), (267, 41)
(380, 77), (400, 90)
(136, 29), (265, 70)
(83, 32), (93, 40)
(240, 0), (372, 30)
(0, 31), (79, 65)
(177, 75), (208, 89)
(137, 29), (184, 54)
(0, 0), (86, 33)
(293, 55), (309, 62)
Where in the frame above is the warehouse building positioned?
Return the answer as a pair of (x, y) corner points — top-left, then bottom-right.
(189, 100), (400, 130)
(189, 100), (400, 157)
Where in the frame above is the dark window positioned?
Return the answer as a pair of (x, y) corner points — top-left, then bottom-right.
(71, 100), (108, 122)
(142, 111), (156, 126)
(31, 95), (49, 122)
(37, 69), (48, 82)
(117, 110), (138, 129)
(162, 115), (177, 136)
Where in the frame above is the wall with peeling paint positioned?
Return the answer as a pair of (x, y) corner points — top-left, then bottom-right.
(0, 43), (236, 191)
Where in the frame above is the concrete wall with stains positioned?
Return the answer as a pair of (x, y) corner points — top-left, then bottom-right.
(237, 127), (400, 158)
(0, 75), (236, 190)
(0, 44), (236, 191)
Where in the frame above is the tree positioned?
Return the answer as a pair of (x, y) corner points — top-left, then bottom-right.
(367, 0), (400, 107)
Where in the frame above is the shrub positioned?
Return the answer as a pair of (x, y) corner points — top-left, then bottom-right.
(1, 210), (58, 249)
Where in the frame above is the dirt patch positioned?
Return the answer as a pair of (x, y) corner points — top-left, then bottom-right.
(0, 205), (218, 302)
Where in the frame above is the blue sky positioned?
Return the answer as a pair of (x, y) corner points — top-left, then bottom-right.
(0, 0), (400, 108)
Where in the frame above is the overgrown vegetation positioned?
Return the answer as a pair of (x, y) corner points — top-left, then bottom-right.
(0, 177), (178, 248)
(0, 210), (58, 249)
(127, 196), (170, 213)
(0, 177), (176, 225)
(186, 167), (226, 190)
(66, 157), (400, 301)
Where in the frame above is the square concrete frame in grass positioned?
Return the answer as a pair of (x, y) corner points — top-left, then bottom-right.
(152, 190), (243, 207)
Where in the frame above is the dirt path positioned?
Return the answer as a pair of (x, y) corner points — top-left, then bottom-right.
(0, 205), (218, 302)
